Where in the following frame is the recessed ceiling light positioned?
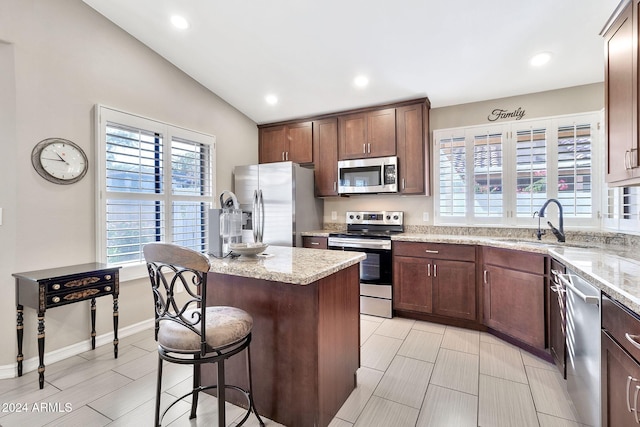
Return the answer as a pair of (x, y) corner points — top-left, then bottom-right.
(530, 52), (552, 67)
(354, 75), (369, 88)
(170, 15), (189, 30)
(265, 94), (278, 105)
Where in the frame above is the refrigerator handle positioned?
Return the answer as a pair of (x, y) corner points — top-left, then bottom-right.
(258, 189), (265, 242)
(252, 190), (259, 243)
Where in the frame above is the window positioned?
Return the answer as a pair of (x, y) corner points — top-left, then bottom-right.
(96, 106), (215, 277)
(604, 186), (640, 233)
(434, 112), (600, 227)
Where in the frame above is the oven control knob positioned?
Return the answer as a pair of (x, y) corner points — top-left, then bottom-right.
(356, 215), (361, 220)
(349, 214), (354, 220)
(393, 215), (399, 220)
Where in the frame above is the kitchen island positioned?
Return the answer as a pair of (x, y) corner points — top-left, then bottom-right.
(203, 246), (365, 427)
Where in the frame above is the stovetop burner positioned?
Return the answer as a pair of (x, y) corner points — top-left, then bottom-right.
(330, 211), (404, 238)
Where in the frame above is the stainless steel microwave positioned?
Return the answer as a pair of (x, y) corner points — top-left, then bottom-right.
(338, 156), (398, 194)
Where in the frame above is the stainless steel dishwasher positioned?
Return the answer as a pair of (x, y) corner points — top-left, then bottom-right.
(555, 269), (601, 426)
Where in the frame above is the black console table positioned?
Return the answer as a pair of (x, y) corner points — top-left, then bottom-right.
(12, 263), (121, 389)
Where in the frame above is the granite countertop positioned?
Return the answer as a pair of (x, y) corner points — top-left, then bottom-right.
(303, 229), (640, 312)
(207, 245), (365, 285)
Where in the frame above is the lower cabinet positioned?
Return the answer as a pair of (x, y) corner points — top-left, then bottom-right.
(602, 294), (640, 427)
(482, 247), (546, 350)
(302, 236), (328, 249)
(549, 258), (566, 378)
(393, 242), (476, 321)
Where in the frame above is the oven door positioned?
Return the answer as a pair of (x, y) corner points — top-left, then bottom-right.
(327, 237), (392, 285)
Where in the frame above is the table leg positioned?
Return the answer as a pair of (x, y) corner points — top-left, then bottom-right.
(90, 298), (96, 350)
(16, 305), (23, 377)
(113, 297), (119, 359)
(37, 313), (45, 389)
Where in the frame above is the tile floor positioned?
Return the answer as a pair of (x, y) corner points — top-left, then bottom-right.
(0, 315), (581, 426)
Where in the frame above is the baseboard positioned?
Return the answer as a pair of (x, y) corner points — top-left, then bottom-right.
(0, 318), (154, 380)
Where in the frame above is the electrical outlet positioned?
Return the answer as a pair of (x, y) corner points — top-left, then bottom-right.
(331, 211), (337, 220)
(423, 212), (429, 222)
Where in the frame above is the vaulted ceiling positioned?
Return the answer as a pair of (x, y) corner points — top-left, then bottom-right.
(82, 0), (621, 124)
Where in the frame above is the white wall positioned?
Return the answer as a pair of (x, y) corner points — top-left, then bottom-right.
(323, 83), (604, 226)
(0, 0), (258, 370)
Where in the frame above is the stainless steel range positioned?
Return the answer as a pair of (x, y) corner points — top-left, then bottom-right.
(328, 211), (403, 318)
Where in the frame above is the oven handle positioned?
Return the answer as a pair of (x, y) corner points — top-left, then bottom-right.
(327, 238), (391, 250)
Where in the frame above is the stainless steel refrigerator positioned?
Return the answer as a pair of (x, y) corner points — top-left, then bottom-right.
(233, 161), (323, 247)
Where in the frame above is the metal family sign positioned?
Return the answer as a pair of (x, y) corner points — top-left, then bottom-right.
(487, 107), (526, 122)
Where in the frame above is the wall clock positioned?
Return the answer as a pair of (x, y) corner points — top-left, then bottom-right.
(31, 138), (88, 185)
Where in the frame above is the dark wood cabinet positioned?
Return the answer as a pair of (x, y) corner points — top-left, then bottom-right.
(302, 236), (328, 249)
(396, 103), (428, 195)
(312, 118), (339, 196)
(604, 0), (640, 185)
(338, 108), (396, 160)
(548, 259), (566, 378)
(393, 242), (476, 321)
(602, 294), (640, 426)
(482, 247), (545, 350)
(259, 122), (313, 164)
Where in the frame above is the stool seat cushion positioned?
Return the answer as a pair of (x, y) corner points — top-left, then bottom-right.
(158, 306), (253, 352)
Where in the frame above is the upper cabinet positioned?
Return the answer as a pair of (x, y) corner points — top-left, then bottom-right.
(257, 98), (430, 196)
(603, 0), (640, 185)
(396, 103), (429, 195)
(338, 108), (396, 160)
(259, 122), (313, 164)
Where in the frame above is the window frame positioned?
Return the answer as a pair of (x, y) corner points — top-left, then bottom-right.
(95, 105), (216, 281)
(433, 112), (601, 228)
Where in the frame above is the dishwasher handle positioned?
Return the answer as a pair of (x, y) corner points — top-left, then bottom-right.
(556, 273), (599, 305)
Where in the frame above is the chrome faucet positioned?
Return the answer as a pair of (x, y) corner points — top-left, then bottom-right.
(538, 199), (565, 243)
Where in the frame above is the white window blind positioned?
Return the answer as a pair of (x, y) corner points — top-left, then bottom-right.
(473, 132), (503, 218)
(515, 128), (547, 217)
(557, 123), (592, 218)
(438, 134), (466, 217)
(97, 106), (215, 272)
(434, 112), (600, 227)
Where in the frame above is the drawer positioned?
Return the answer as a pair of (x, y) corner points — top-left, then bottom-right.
(483, 246), (544, 274)
(602, 294), (640, 362)
(393, 241), (475, 261)
(44, 271), (116, 294)
(303, 236), (328, 249)
(47, 284), (116, 308)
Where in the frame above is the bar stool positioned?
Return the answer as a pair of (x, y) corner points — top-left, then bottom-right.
(143, 242), (264, 427)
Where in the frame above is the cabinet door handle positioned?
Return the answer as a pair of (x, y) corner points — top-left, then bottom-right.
(424, 249), (439, 254)
(628, 376), (639, 412)
(285, 151), (289, 161)
(282, 152), (285, 161)
(427, 264), (431, 277)
(626, 150), (632, 170)
(333, 182), (337, 192)
(483, 269), (488, 285)
(433, 264), (437, 277)
(367, 143), (371, 153)
(402, 178), (405, 190)
(626, 333), (640, 350)
(363, 143), (366, 154)
(635, 385), (640, 423)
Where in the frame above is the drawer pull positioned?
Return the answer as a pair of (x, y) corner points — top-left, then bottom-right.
(311, 242), (319, 245)
(628, 376), (639, 412)
(424, 249), (439, 254)
(52, 284), (61, 290)
(105, 275), (112, 280)
(52, 296), (60, 303)
(104, 286), (112, 292)
(636, 385), (640, 423)
(626, 333), (640, 350)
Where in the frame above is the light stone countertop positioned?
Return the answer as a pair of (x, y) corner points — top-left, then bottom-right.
(207, 245), (365, 285)
(303, 229), (640, 312)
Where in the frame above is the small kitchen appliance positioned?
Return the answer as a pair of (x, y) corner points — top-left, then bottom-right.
(337, 156), (398, 195)
(208, 191), (243, 257)
(328, 211), (403, 318)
